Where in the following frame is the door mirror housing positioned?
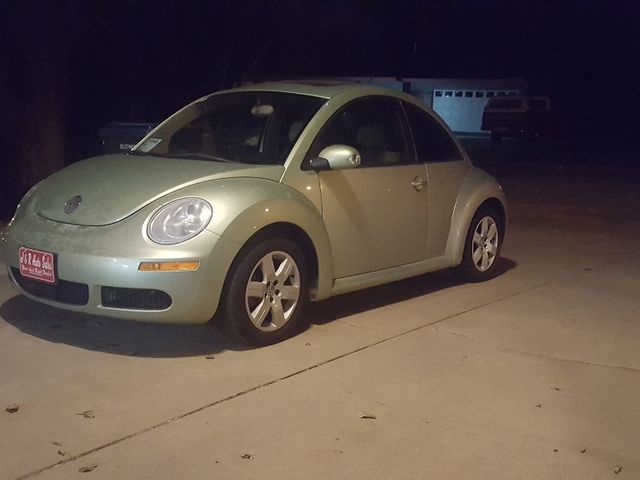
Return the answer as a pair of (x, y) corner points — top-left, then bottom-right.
(308, 145), (361, 171)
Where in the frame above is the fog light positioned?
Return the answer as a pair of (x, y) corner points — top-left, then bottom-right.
(138, 261), (200, 272)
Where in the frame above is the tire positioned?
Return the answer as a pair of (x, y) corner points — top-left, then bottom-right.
(458, 206), (503, 282)
(219, 237), (308, 347)
(490, 131), (502, 141)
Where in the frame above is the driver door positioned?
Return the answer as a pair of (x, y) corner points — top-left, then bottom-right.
(307, 97), (429, 279)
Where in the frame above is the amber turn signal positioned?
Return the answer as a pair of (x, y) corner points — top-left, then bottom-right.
(138, 261), (200, 272)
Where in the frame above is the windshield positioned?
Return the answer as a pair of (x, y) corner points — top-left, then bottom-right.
(133, 92), (325, 165)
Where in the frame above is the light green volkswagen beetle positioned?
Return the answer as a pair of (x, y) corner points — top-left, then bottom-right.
(1, 82), (506, 346)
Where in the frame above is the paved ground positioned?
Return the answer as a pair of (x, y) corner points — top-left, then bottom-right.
(1, 152), (639, 479)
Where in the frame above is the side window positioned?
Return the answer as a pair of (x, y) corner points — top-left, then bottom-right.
(306, 97), (411, 168)
(403, 102), (462, 163)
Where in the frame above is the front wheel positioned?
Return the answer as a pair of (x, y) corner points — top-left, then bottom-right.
(219, 237), (308, 346)
(458, 206), (503, 282)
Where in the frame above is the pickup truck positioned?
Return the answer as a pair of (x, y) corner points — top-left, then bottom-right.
(481, 95), (551, 140)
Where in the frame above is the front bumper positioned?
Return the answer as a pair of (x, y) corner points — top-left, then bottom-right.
(0, 212), (241, 324)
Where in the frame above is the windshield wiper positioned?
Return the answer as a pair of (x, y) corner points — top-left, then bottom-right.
(129, 150), (233, 162)
(171, 152), (234, 163)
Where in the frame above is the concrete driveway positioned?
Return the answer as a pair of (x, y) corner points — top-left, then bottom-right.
(1, 164), (639, 479)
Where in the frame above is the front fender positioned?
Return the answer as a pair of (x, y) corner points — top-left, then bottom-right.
(445, 168), (508, 264)
(192, 178), (334, 300)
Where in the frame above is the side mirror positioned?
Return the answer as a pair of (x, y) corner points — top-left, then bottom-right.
(308, 145), (361, 171)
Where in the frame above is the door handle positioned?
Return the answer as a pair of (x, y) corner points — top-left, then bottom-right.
(411, 176), (427, 191)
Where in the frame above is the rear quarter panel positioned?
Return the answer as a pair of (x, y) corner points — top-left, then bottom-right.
(444, 167), (508, 264)
(425, 160), (471, 258)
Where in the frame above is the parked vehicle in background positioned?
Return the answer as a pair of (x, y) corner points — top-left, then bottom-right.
(481, 95), (551, 140)
(97, 122), (158, 154)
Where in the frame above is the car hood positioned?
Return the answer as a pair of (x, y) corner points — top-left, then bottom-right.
(34, 154), (284, 226)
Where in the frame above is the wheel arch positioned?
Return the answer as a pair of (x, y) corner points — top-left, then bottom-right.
(176, 175), (332, 304)
(445, 168), (508, 265)
(228, 222), (322, 298)
(215, 194), (334, 302)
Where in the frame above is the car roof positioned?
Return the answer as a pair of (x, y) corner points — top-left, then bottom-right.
(216, 80), (406, 100)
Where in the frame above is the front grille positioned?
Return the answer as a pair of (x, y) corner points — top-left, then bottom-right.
(101, 286), (172, 310)
(11, 268), (89, 306)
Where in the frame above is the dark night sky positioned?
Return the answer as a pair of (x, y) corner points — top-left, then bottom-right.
(0, 0), (638, 217)
(7, 4), (638, 102)
(3, 0), (638, 134)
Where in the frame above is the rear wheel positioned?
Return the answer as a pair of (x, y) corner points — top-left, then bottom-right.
(219, 237), (308, 346)
(459, 206), (502, 282)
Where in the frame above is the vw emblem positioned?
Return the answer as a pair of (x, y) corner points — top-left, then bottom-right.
(63, 195), (82, 214)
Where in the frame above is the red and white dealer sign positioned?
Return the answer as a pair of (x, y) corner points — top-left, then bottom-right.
(19, 247), (56, 284)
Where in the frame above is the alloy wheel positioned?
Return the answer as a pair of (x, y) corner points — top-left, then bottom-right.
(244, 251), (301, 331)
(471, 216), (499, 272)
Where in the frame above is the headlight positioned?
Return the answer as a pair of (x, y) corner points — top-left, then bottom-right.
(147, 197), (212, 245)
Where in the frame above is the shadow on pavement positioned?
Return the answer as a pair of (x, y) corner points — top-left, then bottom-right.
(309, 258), (517, 325)
(0, 258), (516, 355)
(0, 295), (245, 358)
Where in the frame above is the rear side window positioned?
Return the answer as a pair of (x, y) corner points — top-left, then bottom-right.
(403, 102), (462, 163)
